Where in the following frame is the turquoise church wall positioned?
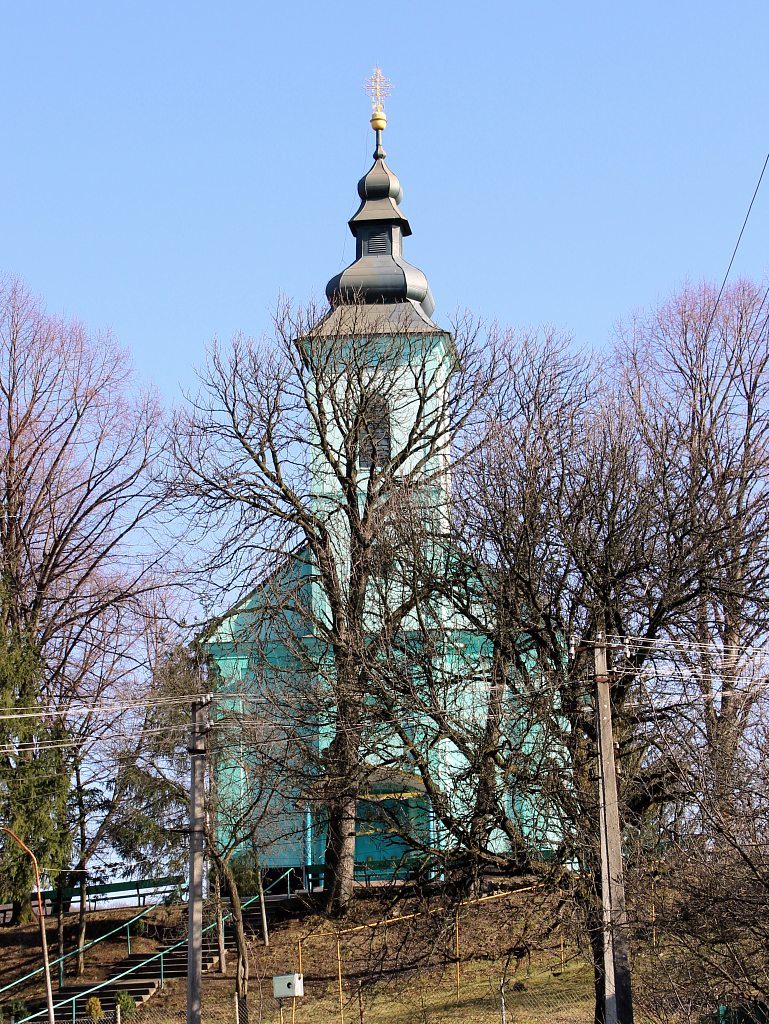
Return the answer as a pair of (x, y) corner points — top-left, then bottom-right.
(206, 553), (560, 875)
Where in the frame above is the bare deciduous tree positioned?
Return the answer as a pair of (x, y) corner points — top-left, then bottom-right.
(621, 279), (769, 807)
(392, 281), (769, 1021)
(172, 279), (769, 1021)
(0, 277), (167, 922)
(173, 299), (503, 915)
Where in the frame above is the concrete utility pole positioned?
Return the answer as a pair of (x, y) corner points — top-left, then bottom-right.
(594, 635), (634, 1024)
(187, 699), (209, 1024)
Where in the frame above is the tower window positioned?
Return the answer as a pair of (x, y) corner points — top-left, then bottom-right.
(360, 396), (391, 468)
(366, 230), (390, 255)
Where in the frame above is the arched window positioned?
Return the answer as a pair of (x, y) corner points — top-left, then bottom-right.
(360, 396), (391, 468)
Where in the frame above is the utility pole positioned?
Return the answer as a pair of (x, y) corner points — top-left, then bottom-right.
(594, 635), (634, 1024)
(187, 698), (209, 1024)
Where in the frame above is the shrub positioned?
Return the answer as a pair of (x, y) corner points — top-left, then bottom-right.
(8, 998), (28, 1023)
(115, 992), (136, 1019)
(86, 996), (104, 1022)
(230, 853), (264, 897)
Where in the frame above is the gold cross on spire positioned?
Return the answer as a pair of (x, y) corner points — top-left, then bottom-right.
(365, 67), (391, 133)
(365, 67), (391, 112)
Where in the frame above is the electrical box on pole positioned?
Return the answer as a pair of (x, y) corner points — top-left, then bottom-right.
(272, 974), (304, 999)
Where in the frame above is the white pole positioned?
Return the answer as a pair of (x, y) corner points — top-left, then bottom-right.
(595, 635), (634, 1024)
(187, 701), (207, 1024)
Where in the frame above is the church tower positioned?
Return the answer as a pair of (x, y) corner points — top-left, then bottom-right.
(309, 70), (456, 517)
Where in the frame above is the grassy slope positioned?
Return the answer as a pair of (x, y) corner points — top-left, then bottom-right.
(1, 897), (595, 1023)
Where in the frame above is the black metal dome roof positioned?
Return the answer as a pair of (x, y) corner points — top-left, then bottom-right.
(325, 129), (435, 319)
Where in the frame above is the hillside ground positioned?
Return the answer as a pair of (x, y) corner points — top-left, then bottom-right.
(0, 893), (596, 1023)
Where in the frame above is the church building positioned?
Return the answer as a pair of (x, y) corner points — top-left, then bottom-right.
(205, 78), (546, 885)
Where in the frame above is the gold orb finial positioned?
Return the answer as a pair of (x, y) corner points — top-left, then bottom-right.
(365, 67), (391, 132)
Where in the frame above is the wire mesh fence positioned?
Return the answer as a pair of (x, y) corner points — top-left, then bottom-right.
(2, 888), (594, 1024)
(130, 885), (595, 1024)
(8, 872), (768, 1024)
(103, 888), (596, 1024)
(261, 963), (592, 1024)
(125, 960), (594, 1024)
(63, 1018), (118, 1024)
(130, 1005), (235, 1024)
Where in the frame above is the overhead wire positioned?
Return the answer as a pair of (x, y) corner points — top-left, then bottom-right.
(0, 723), (193, 755)
(0, 625), (767, 722)
(701, 147), (769, 343)
(1, 666), (768, 728)
(1, 628), (768, 749)
(4, 685), (767, 759)
(0, 691), (214, 721)
(600, 632), (769, 658)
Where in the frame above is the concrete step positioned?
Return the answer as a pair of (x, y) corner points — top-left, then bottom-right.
(109, 959), (218, 982)
(118, 951), (195, 966)
(48, 981), (158, 1021)
(58, 981), (157, 1000)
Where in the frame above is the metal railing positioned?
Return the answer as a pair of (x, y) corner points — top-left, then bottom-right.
(0, 891), (185, 998)
(17, 868), (294, 1024)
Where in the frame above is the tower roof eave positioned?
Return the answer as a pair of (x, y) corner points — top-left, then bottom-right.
(312, 299), (444, 338)
(349, 199), (412, 235)
(326, 254), (434, 315)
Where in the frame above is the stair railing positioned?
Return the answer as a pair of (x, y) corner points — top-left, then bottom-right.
(17, 868), (294, 1024)
(0, 891), (185, 998)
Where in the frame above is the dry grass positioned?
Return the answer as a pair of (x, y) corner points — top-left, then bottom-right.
(136, 959), (594, 1024)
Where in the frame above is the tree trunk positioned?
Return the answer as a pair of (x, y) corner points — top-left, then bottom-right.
(468, 641), (511, 892)
(56, 875), (65, 981)
(321, 678), (362, 917)
(211, 865), (227, 974)
(76, 872), (87, 976)
(588, 914), (607, 1024)
(323, 792), (358, 916)
(569, 876), (607, 1024)
(10, 899), (32, 926)
(256, 861), (269, 947)
(211, 851), (249, 997)
(75, 760), (88, 976)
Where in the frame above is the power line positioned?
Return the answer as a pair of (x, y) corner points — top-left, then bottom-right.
(2, 630), (769, 735)
(0, 724), (192, 755)
(702, 148), (769, 343)
(0, 692), (213, 721)
(602, 633), (769, 657)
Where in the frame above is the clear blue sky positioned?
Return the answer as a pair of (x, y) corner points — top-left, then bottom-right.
(1, 2), (767, 400)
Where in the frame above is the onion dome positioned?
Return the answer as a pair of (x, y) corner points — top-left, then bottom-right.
(325, 118), (436, 319)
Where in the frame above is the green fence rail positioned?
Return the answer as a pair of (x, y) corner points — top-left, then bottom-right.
(38, 876), (184, 908)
